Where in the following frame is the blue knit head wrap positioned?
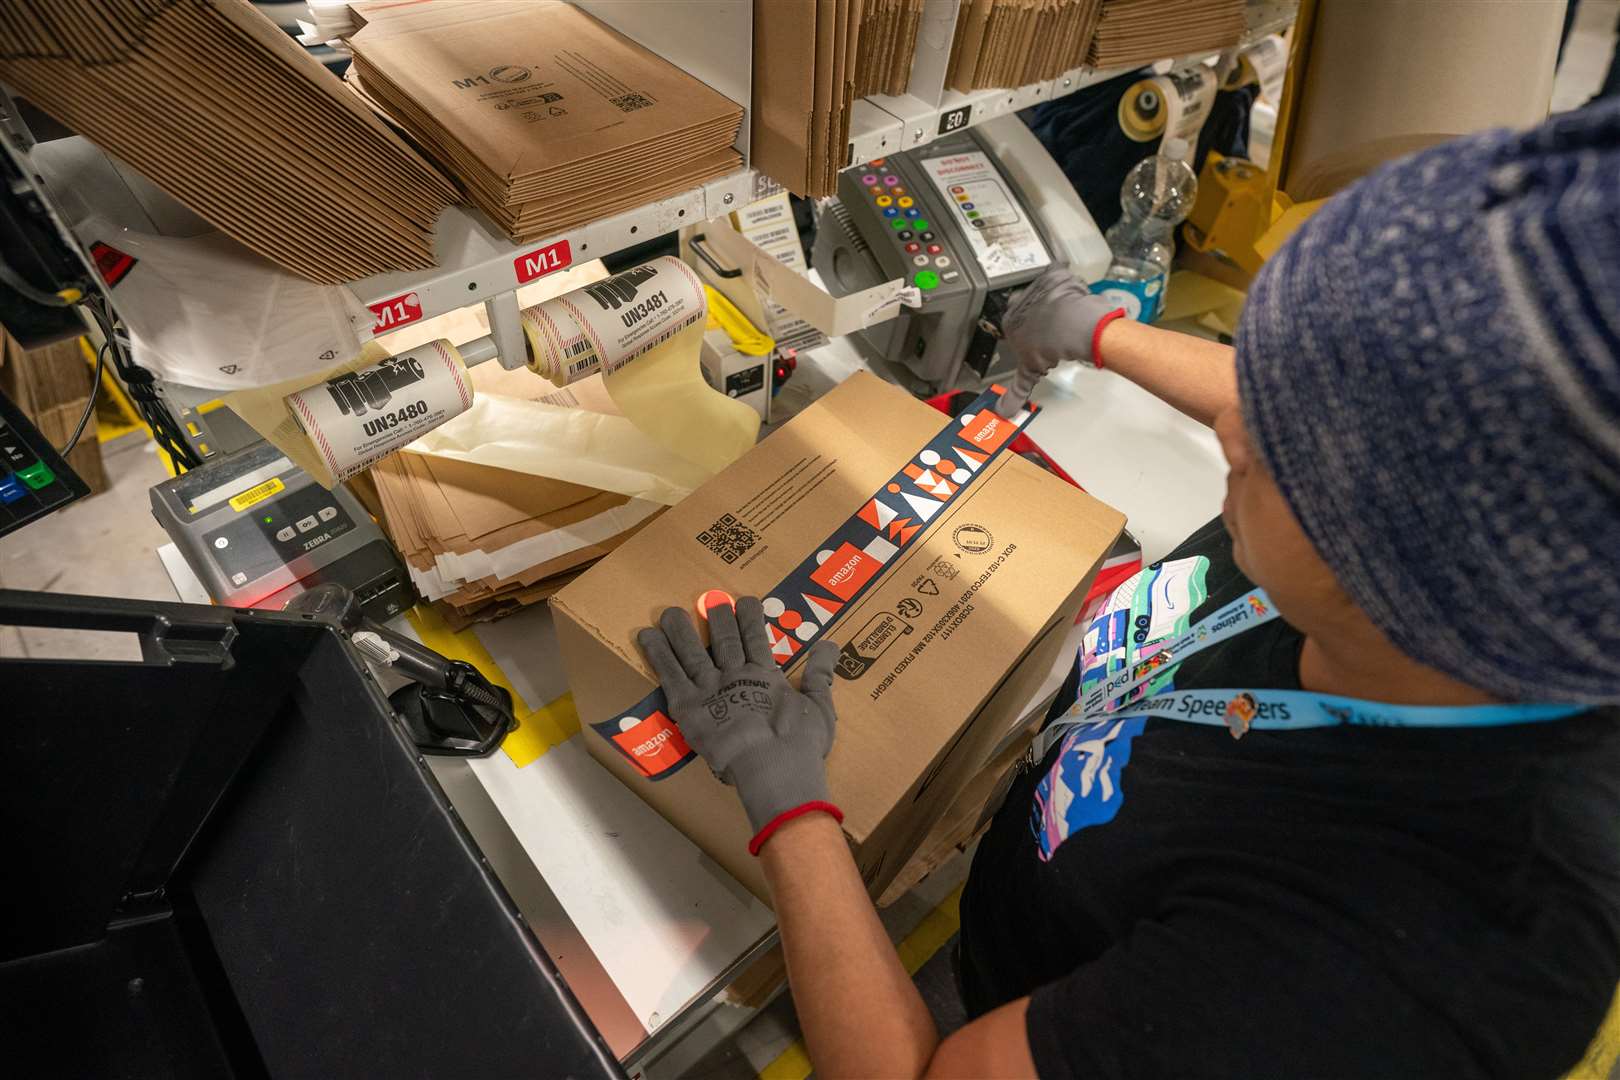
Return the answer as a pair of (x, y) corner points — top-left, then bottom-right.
(1235, 99), (1620, 704)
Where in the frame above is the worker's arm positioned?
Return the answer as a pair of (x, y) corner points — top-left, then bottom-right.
(998, 266), (1237, 427)
(761, 811), (1037, 1079)
(636, 600), (1038, 1079)
(1094, 315), (1237, 427)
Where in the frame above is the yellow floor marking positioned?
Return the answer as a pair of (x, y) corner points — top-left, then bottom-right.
(404, 603), (577, 767)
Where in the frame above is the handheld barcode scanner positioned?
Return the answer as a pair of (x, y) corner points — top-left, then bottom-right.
(285, 584), (514, 757)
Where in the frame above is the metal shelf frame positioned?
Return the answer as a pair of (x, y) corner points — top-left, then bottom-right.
(339, 0), (1295, 362)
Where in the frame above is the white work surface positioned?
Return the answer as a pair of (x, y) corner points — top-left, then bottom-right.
(157, 332), (1226, 1072)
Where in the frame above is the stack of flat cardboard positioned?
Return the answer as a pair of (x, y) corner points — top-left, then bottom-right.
(370, 365), (661, 629)
(0, 0), (456, 285)
(853, 0), (927, 97)
(750, 0), (882, 198)
(1086, 0), (1246, 69)
(0, 333), (107, 494)
(946, 0), (1103, 92)
(347, 1), (743, 244)
(372, 451), (657, 629)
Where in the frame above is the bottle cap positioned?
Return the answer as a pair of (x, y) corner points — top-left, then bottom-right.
(1161, 137), (1190, 162)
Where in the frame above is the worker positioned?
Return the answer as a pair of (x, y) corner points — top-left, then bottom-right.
(637, 98), (1620, 1078)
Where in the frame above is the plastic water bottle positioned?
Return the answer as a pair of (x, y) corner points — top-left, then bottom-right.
(1094, 137), (1198, 323)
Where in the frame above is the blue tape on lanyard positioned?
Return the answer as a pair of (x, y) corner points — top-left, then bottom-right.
(1103, 689), (1586, 734)
(593, 385), (1038, 781)
(1037, 587), (1584, 756)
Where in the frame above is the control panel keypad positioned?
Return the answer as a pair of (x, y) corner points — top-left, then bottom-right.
(860, 160), (959, 294)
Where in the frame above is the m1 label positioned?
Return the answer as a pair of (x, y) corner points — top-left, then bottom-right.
(939, 105), (971, 136)
(369, 292), (423, 333)
(513, 239), (572, 284)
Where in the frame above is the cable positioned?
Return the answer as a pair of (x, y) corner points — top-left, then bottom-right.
(0, 251), (76, 307)
(82, 293), (201, 471)
(58, 334), (105, 456)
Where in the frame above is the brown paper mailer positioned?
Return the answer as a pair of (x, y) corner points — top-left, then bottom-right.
(749, 0), (818, 196)
(551, 372), (1125, 903)
(436, 489), (637, 565)
(402, 452), (463, 560)
(440, 569), (588, 631)
(437, 512), (651, 610)
(421, 454), (602, 541)
(348, 1), (742, 187)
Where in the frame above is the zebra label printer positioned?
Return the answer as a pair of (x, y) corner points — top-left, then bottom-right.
(813, 118), (1109, 396)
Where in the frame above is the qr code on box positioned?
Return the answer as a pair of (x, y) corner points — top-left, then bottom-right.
(611, 92), (655, 113)
(697, 513), (757, 564)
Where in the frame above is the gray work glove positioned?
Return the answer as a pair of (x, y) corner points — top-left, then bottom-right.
(994, 267), (1124, 416)
(637, 596), (841, 853)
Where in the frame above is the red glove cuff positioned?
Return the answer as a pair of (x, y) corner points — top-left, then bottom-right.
(748, 801), (844, 856)
(1092, 307), (1128, 369)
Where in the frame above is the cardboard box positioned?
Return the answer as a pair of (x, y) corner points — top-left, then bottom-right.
(551, 372), (1124, 902)
(1, 332), (107, 495)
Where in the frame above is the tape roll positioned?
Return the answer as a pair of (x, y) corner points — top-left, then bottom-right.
(522, 254), (760, 476)
(1117, 76), (1167, 142)
(1230, 34), (1287, 100)
(283, 339), (472, 485)
(1119, 65), (1217, 150)
(522, 255), (707, 387)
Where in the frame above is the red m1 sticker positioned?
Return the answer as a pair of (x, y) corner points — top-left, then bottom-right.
(89, 241), (136, 287)
(513, 239), (572, 284)
(369, 292), (423, 333)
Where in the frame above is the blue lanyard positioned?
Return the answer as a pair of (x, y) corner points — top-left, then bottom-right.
(1037, 588), (1586, 756)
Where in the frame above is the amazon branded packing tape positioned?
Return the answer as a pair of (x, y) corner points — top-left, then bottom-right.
(520, 255), (759, 475)
(1119, 64), (1218, 153)
(224, 339), (472, 488)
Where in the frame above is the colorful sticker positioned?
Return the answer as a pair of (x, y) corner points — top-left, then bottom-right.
(1033, 555), (1209, 859)
(1030, 716), (1145, 860)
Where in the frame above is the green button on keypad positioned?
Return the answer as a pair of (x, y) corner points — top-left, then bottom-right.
(17, 461), (54, 489)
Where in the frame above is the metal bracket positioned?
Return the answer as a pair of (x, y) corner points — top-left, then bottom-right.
(484, 290), (526, 371)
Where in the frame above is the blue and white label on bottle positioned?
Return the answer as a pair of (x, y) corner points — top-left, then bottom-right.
(1094, 274), (1164, 323)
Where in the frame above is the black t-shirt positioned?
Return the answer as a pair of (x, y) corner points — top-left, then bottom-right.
(959, 517), (1620, 1079)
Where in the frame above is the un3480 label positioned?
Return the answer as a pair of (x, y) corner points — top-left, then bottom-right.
(361, 400), (429, 437)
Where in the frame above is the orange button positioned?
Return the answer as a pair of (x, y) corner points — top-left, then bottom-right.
(870, 158), (886, 167)
(696, 589), (735, 619)
(892, 186), (906, 195)
(875, 195), (893, 207)
(868, 186), (884, 196)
